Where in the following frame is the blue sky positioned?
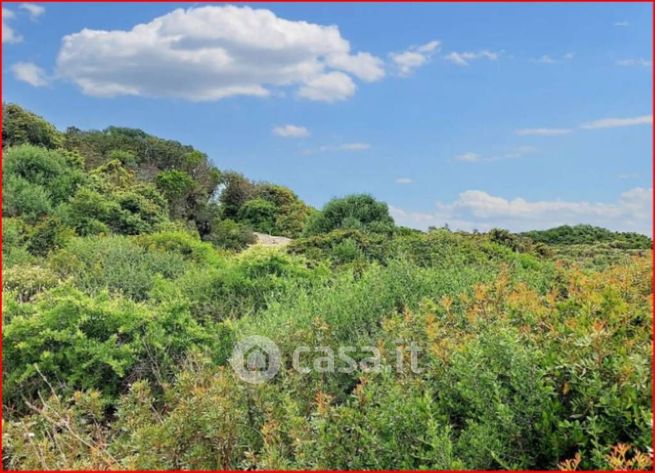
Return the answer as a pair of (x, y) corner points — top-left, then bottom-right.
(3, 2), (653, 233)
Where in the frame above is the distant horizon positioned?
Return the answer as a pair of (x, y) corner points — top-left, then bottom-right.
(3, 2), (652, 234)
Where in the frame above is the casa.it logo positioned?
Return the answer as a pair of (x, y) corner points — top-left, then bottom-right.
(229, 335), (281, 384)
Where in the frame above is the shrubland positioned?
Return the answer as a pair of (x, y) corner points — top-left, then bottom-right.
(2, 104), (652, 470)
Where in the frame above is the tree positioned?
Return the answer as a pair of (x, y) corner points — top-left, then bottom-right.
(2, 103), (63, 149)
(238, 198), (277, 234)
(155, 170), (197, 219)
(304, 194), (395, 236)
(217, 172), (256, 218)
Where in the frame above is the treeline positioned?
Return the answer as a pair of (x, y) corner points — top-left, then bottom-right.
(521, 224), (651, 249)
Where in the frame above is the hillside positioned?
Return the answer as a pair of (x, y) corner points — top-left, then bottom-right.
(521, 224), (651, 249)
(2, 104), (652, 471)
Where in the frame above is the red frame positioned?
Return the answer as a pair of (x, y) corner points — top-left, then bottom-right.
(0, 1), (652, 472)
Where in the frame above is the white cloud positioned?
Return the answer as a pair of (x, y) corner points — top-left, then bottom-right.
(614, 21), (630, 27)
(535, 55), (556, 64)
(326, 52), (385, 82)
(580, 115), (652, 129)
(618, 173), (640, 180)
(515, 128), (572, 136)
(454, 152), (481, 162)
(20, 3), (44, 19)
(3, 8), (22, 44)
(396, 177), (413, 184)
(56, 5), (384, 102)
(390, 40), (440, 76)
(454, 146), (536, 163)
(390, 187), (652, 235)
(272, 124), (309, 138)
(11, 62), (49, 87)
(298, 71), (356, 102)
(338, 143), (370, 151)
(533, 52), (574, 64)
(302, 142), (371, 155)
(444, 49), (499, 66)
(617, 58), (652, 67)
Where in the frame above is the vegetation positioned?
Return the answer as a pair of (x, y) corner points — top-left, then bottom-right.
(522, 224), (651, 249)
(2, 104), (652, 470)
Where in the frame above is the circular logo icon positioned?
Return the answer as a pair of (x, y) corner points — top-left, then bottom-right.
(229, 335), (281, 384)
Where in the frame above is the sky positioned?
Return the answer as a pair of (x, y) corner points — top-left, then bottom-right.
(2, 2), (653, 234)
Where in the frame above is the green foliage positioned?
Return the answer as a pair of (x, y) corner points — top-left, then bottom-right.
(136, 230), (221, 266)
(3, 145), (87, 222)
(3, 173), (53, 223)
(26, 216), (74, 257)
(59, 181), (168, 236)
(217, 171), (257, 219)
(3, 287), (215, 409)
(522, 224), (652, 249)
(304, 194), (395, 236)
(48, 236), (187, 301)
(238, 198), (277, 233)
(2, 103), (63, 149)
(289, 229), (391, 266)
(205, 218), (256, 251)
(155, 170), (196, 218)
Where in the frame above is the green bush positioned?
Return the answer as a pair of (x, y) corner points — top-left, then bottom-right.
(2, 103), (63, 149)
(3, 287), (215, 409)
(238, 198), (278, 234)
(205, 218), (256, 251)
(48, 236), (187, 301)
(304, 194), (395, 236)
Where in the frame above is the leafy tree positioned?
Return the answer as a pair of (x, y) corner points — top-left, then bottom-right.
(237, 198), (277, 233)
(217, 172), (257, 218)
(3, 144), (87, 205)
(2, 103), (63, 149)
(155, 170), (197, 218)
(304, 194), (395, 236)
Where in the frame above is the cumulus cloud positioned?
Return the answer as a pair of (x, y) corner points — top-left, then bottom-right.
(580, 115), (652, 129)
(396, 177), (413, 184)
(515, 128), (572, 136)
(11, 62), (49, 86)
(3, 8), (22, 44)
(444, 49), (499, 66)
(390, 40), (440, 76)
(298, 71), (356, 102)
(20, 3), (44, 20)
(272, 124), (309, 138)
(56, 5), (385, 102)
(390, 187), (652, 235)
(617, 58), (652, 67)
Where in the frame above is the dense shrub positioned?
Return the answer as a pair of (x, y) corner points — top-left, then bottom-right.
(304, 194), (395, 236)
(2, 103), (63, 149)
(205, 218), (256, 251)
(3, 288), (215, 409)
(48, 236), (187, 301)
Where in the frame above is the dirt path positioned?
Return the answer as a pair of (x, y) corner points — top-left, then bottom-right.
(252, 232), (292, 247)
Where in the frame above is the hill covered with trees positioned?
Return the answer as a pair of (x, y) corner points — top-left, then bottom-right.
(521, 224), (651, 249)
(2, 104), (652, 470)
